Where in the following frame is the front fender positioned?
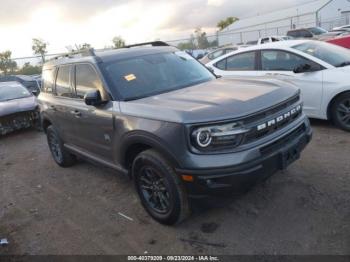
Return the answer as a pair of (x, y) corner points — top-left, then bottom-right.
(117, 130), (181, 169)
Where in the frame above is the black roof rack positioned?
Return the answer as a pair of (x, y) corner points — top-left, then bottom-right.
(48, 42), (170, 64)
(123, 41), (170, 48)
(50, 48), (97, 61)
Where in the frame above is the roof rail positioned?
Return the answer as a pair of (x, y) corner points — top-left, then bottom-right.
(123, 41), (170, 48)
(50, 48), (97, 61)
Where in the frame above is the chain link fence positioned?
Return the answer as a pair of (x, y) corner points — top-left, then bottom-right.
(1, 15), (348, 77)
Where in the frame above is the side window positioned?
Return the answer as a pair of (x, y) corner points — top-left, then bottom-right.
(208, 49), (225, 60)
(288, 31), (298, 38)
(75, 64), (102, 99)
(56, 65), (73, 97)
(261, 38), (269, 44)
(261, 50), (319, 71)
(225, 52), (256, 71)
(215, 59), (227, 70)
(42, 68), (55, 93)
(300, 30), (313, 38)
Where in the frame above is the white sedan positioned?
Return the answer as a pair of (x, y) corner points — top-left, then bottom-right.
(206, 40), (350, 131)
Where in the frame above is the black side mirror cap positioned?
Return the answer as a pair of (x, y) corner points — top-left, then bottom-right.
(84, 90), (104, 106)
(293, 63), (312, 74)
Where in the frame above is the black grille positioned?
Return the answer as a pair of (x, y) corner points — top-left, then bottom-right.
(244, 108), (302, 144)
(260, 123), (306, 156)
(243, 94), (300, 125)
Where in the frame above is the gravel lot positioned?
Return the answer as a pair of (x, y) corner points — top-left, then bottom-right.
(0, 120), (349, 255)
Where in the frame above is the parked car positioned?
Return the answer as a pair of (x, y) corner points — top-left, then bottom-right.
(317, 29), (350, 41)
(0, 75), (41, 95)
(327, 34), (350, 49)
(257, 36), (293, 44)
(246, 40), (258, 45)
(287, 27), (327, 39)
(38, 41), (312, 225)
(0, 81), (39, 135)
(185, 49), (208, 60)
(333, 24), (350, 31)
(199, 45), (243, 64)
(206, 40), (350, 131)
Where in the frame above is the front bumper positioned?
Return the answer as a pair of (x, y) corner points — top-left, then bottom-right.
(177, 118), (312, 197)
(0, 110), (40, 135)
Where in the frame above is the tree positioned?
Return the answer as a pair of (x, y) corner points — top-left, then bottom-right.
(217, 16), (239, 31)
(32, 38), (48, 63)
(177, 34), (196, 50)
(0, 51), (17, 75)
(112, 36), (126, 48)
(195, 27), (210, 49)
(17, 62), (41, 75)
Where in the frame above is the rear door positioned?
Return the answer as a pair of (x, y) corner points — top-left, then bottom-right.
(68, 63), (114, 161)
(255, 49), (324, 117)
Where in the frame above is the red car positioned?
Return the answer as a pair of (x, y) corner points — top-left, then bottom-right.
(327, 35), (350, 49)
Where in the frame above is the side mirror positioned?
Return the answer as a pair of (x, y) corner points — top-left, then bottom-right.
(84, 90), (104, 106)
(293, 63), (312, 74)
(32, 90), (39, 96)
(197, 54), (204, 59)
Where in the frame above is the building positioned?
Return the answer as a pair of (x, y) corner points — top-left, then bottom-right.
(218, 0), (350, 45)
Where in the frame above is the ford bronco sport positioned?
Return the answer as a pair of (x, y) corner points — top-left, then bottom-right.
(38, 41), (312, 225)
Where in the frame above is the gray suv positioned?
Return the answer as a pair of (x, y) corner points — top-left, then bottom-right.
(39, 41), (312, 225)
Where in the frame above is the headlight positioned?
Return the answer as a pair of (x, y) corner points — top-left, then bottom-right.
(191, 122), (249, 151)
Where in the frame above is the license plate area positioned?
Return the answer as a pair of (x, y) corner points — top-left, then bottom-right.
(279, 139), (306, 170)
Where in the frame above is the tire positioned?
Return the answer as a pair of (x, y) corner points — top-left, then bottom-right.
(132, 149), (190, 225)
(46, 125), (76, 167)
(331, 93), (350, 132)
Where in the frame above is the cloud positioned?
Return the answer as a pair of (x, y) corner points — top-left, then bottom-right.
(0, 0), (311, 57)
(207, 0), (225, 7)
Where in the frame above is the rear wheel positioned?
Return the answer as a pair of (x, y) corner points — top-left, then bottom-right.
(132, 149), (190, 225)
(331, 93), (350, 131)
(47, 126), (76, 167)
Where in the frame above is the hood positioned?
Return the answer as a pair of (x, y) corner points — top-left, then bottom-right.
(0, 96), (38, 117)
(120, 78), (299, 124)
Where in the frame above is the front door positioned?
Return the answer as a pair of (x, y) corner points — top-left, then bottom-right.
(255, 50), (324, 117)
(68, 63), (115, 162)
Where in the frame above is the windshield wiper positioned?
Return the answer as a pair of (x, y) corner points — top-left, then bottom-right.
(336, 61), (350, 67)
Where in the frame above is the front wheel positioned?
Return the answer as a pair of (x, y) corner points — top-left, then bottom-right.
(132, 149), (190, 225)
(331, 93), (350, 131)
(47, 126), (76, 167)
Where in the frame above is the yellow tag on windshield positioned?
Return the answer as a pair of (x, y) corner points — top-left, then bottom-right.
(124, 74), (136, 81)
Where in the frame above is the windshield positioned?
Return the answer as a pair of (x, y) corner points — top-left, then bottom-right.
(293, 41), (350, 67)
(104, 51), (215, 101)
(308, 27), (327, 35)
(0, 83), (31, 102)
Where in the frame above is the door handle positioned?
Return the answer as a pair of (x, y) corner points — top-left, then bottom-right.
(70, 110), (82, 117)
(49, 105), (56, 111)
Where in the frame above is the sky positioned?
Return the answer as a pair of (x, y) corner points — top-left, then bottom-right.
(0, 0), (310, 58)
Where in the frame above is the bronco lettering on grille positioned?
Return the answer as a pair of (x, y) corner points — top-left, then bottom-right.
(257, 105), (302, 131)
